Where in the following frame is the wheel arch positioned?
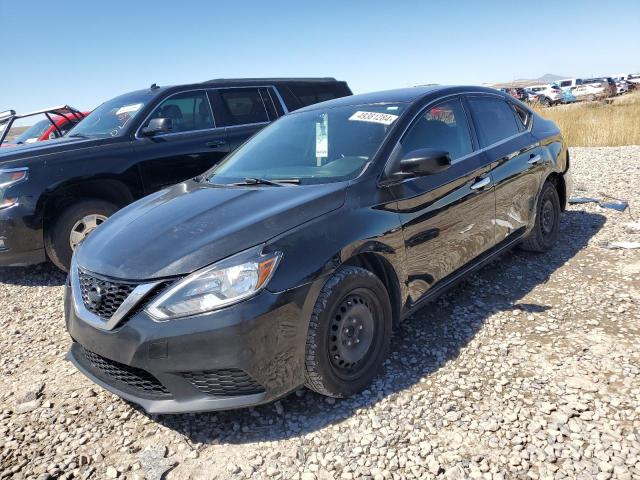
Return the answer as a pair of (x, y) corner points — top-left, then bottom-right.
(41, 178), (135, 229)
(342, 251), (403, 325)
(544, 171), (567, 211)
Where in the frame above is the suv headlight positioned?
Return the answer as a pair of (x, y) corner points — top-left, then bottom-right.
(0, 168), (28, 210)
(145, 247), (282, 320)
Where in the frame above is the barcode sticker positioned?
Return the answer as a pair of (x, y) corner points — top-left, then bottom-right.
(349, 111), (399, 125)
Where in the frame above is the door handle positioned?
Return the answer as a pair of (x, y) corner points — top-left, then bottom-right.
(206, 140), (229, 150)
(528, 154), (543, 165)
(470, 177), (491, 191)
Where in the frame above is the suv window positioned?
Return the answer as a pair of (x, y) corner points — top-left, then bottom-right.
(400, 98), (473, 161)
(219, 88), (270, 126)
(144, 91), (214, 134)
(467, 97), (521, 147)
(289, 85), (341, 107)
(560, 80), (571, 87)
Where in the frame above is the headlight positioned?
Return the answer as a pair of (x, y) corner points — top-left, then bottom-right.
(0, 167), (28, 189)
(0, 168), (28, 210)
(145, 247), (282, 320)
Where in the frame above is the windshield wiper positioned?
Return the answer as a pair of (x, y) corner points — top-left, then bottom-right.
(68, 133), (91, 139)
(231, 177), (300, 187)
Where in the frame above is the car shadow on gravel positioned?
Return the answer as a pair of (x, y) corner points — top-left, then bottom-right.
(0, 263), (66, 286)
(134, 210), (606, 444)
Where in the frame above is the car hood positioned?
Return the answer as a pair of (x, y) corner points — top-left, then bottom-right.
(76, 179), (347, 280)
(0, 136), (103, 167)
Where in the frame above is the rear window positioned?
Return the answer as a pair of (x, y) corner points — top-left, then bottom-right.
(467, 97), (521, 147)
(289, 85), (343, 107)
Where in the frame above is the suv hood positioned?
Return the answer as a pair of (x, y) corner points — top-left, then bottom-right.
(76, 179), (347, 280)
(0, 136), (102, 167)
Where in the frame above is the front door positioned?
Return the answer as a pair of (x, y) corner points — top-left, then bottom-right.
(135, 89), (229, 193)
(386, 97), (497, 305)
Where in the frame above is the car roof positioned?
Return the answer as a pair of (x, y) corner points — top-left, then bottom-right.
(294, 85), (502, 112)
(115, 78), (350, 101)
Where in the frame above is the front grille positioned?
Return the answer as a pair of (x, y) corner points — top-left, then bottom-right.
(182, 369), (265, 397)
(78, 270), (138, 319)
(82, 348), (170, 398)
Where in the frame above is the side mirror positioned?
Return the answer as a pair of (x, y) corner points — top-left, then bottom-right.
(399, 148), (452, 176)
(141, 117), (173, 136)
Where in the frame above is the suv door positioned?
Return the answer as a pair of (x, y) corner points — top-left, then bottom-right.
(466, 95), (545, 242)
(134, 89), (229, 192)
(211, 87), (279, 151)
(386, 97), (496, 305)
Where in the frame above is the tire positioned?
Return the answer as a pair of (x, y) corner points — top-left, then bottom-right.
(541, 97), (551, 107)
(587, 94), (596, 102)
(304, 266), (392, 398)
(520, 181), (561, 253)
(45, 199), (118, 271)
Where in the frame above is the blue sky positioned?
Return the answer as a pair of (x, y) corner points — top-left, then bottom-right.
(1, 0), (638, 114)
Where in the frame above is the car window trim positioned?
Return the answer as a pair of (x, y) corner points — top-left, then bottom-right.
(134, 88), (217, 140)
(379, 91), (533, 185)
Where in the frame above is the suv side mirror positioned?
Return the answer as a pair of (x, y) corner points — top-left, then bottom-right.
(141, 117), (173, 136)
(399, 148), (452, 176)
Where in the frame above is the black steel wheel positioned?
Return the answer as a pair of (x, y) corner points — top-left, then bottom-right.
(521, 181), (561, 252)
(304, 266), (392, 398)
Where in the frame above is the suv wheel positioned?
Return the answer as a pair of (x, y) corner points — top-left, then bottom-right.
(520, 181), (561, 253)
(45, 199), (118, 271)
(304, 266), (392, 398)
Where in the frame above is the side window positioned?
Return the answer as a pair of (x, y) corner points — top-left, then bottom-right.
(219, 88), (270, 126)
(400, 98), (473, 161)
(144, 91), (214, 134)
(289, 85), (340, 107)
(512, 104), (530, 130)
(467, 97), (521, 147)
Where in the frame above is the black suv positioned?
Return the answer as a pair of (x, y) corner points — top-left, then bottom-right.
(66, 86), (572, 413)
(0, 78), (352, 270)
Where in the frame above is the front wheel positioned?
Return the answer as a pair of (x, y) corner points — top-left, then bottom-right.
(520, 181), (561, 253)
(45, 199), (118, 271)
(304, 266), (392, 398)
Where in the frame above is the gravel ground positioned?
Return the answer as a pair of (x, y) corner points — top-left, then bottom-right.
(1, 146), (639, 480)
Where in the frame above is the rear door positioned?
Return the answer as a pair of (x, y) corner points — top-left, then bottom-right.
(466, 95), (545, 242)
(386, 97), (496, 304)
(134, 89), (229, 193)
(211, 87), (279, 151)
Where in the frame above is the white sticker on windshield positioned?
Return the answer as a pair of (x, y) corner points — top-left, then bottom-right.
(349, 111), (399, 125)
(315, 113), (328, 163)
(115, 103), (143, 115)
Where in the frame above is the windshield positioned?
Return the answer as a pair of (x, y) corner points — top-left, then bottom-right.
(67, 92), (152, 138)
(13, 119), (51, 144)
(207, 103), (406, 185)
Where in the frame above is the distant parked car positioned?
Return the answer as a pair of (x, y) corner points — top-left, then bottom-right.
(614, 73), (640, 87)
(571, 84), (609, 101)
(557, 78), (583, 90)
(525, 85), (563, 106)
(0, 106), (88, 148)
(616, 80), (631, 94)
(581, 78), (616, 98)
(499, 87), (528, 102)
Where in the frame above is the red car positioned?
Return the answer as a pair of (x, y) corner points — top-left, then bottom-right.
(0, 106), (89, 147)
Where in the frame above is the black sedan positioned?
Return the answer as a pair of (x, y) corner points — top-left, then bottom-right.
(65, 85), (572, 413)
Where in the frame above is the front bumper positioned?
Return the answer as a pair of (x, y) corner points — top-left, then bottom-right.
(65, 280), (316, 414)
(0, 204), (45, 267)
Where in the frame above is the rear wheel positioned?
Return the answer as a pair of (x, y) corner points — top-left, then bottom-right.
(304, 266), (392, 398)
(520, 181), (561, 253)
(45, 199), (118, 271)
(540, 97), (551, 107)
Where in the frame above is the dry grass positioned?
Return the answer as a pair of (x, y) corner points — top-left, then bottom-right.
(531, 92), (640, 147)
